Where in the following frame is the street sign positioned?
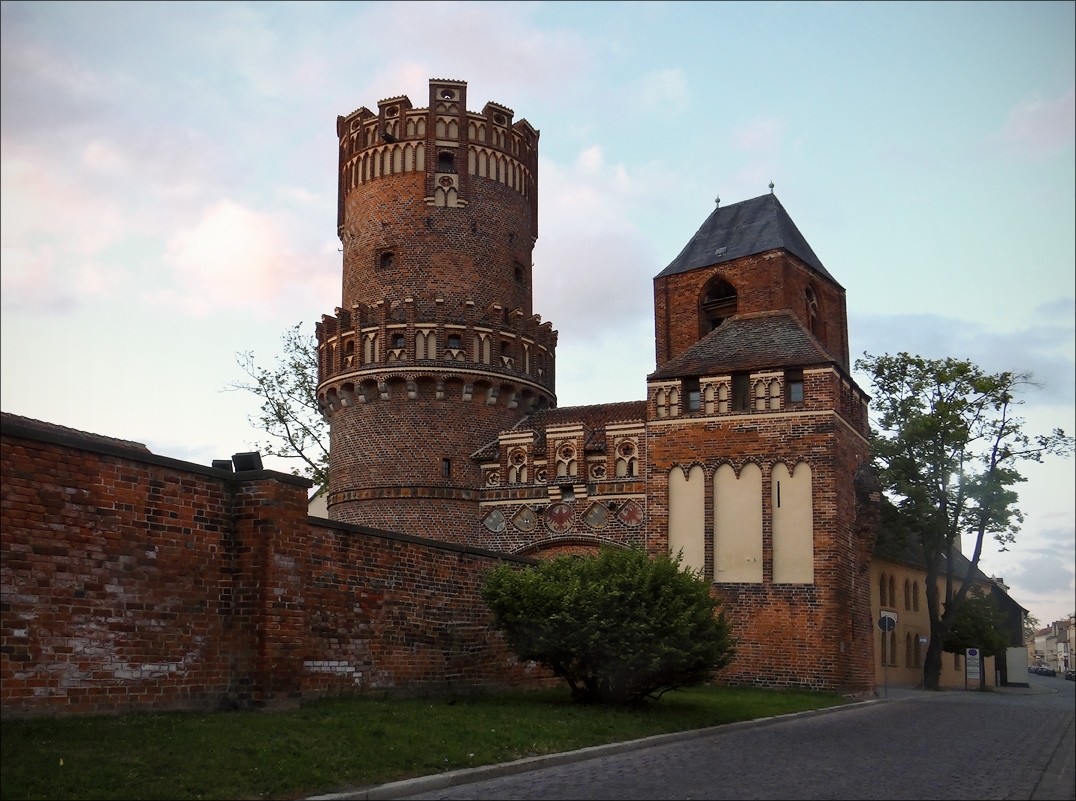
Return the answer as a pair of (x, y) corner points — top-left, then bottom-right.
(878, 611), (897, 632)
(966, 647), (981, 681)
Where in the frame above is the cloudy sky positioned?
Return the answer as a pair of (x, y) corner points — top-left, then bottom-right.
(2, 1), (1073, 626)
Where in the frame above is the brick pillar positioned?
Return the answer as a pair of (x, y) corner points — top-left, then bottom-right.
(231, 472), (312, 708)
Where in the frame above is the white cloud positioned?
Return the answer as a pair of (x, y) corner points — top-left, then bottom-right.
(731, 117), (784, 155)
(635, 68), (690, 115)
(0, 156), (126, 311)
(155, 200), (335, 317)
(989, 86), (1076, 159)
(533, 148), (654, 336)
(81, 139), (129, 174)
(347, 2), (591, 110)
(850, 312), (1075, 407)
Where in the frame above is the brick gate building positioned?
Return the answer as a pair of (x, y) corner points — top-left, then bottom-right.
(1, 79), (882, 716)
(315, 79), (879, 695)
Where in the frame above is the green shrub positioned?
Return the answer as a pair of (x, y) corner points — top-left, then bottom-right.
(481, 546), (736, 705)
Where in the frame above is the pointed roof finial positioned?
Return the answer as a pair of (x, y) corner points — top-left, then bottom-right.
(715, 194), (720, 207)
(769, 181), (775, 194)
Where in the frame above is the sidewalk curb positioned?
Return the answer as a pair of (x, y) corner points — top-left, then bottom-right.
(305, 700), (880, 800)
(306, 683), (1059, 800)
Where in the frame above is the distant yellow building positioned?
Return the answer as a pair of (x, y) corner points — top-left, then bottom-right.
(870, 530), (1027, 690)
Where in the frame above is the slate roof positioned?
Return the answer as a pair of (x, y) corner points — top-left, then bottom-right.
(471, 400), (646, 461)
(648, 310), (834, 381)
(656, 193), (839, 286)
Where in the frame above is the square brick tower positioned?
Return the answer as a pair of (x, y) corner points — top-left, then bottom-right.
(645, 192), (878, 694)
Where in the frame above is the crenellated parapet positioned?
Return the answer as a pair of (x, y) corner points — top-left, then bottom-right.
(336, 78), (539, 235)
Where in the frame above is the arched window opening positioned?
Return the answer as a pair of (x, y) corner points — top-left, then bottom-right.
(912, 582), (920, 612)
(615, 441), (638, 478)
(556, 444), (577, 479)
(700, 277), (737, 335)
(888, 576), (896, 608)
(391, 332), (405, 349)
(379, 251), (395, 270)
(437, 151), (455, 173)
(904, 579), (911, 610)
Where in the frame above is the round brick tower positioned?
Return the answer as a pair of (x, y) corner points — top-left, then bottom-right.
(316, 78), (557, 542)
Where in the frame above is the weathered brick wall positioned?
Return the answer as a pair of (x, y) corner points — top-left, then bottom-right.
(1, 417), (260, 716)
(298, 519), (549, 696)
(643, 395), (876, 695)
(0, 415), (549, 718)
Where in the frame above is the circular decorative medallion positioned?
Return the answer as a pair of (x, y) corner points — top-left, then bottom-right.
(590, 463), (606, 479)
(544, 502), (573, 534)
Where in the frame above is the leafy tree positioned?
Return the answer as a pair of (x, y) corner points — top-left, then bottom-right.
(1023, 613), (1041, 643)
(481, 546), (736, 705)
(227, 323), (329, 487)
(944, 587), (1010, 690)
(855, 352), (1073, 691)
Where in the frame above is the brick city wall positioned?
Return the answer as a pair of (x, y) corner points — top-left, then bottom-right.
(0, 415), (548, 718)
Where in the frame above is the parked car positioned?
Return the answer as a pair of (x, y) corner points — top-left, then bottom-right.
(1065, 669), (1074, 681)
(1029, 665), (1057, 676)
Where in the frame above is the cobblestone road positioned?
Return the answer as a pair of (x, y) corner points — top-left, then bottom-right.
(312, 675), (1074, 801)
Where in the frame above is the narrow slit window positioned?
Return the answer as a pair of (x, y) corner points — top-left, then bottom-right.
(731, 373), (750, 412)
(786, 369), (804, 405)
(683, 377), (701, 412)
